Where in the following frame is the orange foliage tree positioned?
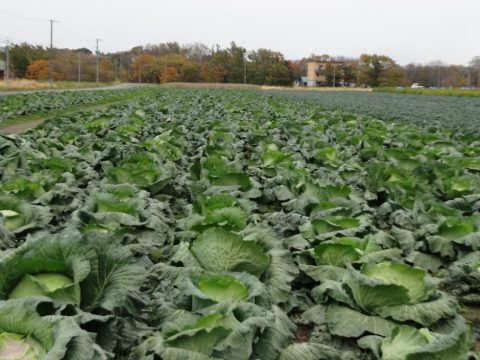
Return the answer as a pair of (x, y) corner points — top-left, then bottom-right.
(99, 59), (115, 82)
(26, 60), (49, 80)
(156, 54), (202, 83)
(160, 67), (179, 83)
(130, 54), (156, 82)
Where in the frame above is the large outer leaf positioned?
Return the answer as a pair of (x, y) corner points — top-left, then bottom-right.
(313, 242), (360, 267)
(184, 271), (268, 311)
(301, 264), (349, 282)
(129, 333), (220, 360)
(0, 299), (53, 351)
(250, 306), (296, 360)
(9, 273), (81, 304)
(325, 304), (396, 338)
(80, 234), (147, 313)
(364, 262), (432, 304)
(0, 195), (52, 235)
(166, 327), (231, 355)
(381, 323), (473, 360)
(278, 343), (343, 360)
(241, 226), (299, 303)
(0, 298), (98, 360)
(190, 228), (270, 277)
(377, 293), (459, 326)
(346, 267), (410, 311)
(197, 274), (248, 302)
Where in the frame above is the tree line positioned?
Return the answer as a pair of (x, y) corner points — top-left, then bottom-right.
(1, 41), (479, 88)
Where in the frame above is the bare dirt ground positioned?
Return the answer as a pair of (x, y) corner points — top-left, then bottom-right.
(0, 84), (145, 134)
(0, 98), (132, 134)
(0, 119), (46, 134)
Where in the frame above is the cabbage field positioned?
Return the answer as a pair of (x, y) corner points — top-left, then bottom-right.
(0, 88), (479, 359)
(267, 90), (480, 134)
(0, 89), (142, 125)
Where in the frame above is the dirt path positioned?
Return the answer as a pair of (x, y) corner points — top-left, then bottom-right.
(0, 96), (137, 134)
(0, 119), (46, 134)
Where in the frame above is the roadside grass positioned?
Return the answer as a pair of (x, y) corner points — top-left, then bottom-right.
(159, 82), (372, 92)
(375, 86), (480, 97)
(159, 82), (261, 90)
(262, 85), (372, 92)
(0, 79), (115, 91)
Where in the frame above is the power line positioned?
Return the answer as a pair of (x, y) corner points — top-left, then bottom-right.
(1, 9), (95, 48)
(0, 10), (107, 86)
(0, 36), (48, 47)
(0, 9), (48, 22)
(57, 23), (94, 42)
(1, 9), (104, 52)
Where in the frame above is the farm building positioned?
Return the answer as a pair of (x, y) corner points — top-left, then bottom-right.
(303, 58), (346, 87)
(294, 76), (315, 87)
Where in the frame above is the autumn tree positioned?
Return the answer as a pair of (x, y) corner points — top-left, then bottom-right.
(52, 51), (78, 80)
(10, 43), (48, 78)
(26, 60), (49, 80)
(202, 48), (230, 83)
(470, 56), (480, 87)
(288, 60), (304, 80)
(378, 66), (405, 86)
(182, 43), (211, 63)
(99, 59), (115, 82)
(130, 54), (157, 82)
(359, 54), (404, 87)
(337, 61), (359, 86)
(324, 63), (345, 86)
(145, 42), (181, 57)
(180, 63), (201, 82)
(403, 62), (474, 88)
(248, 49), (292, 85)
(160, 67), (179, 83)
(154, 54), (199, 82)
(227, 43), (246, 83)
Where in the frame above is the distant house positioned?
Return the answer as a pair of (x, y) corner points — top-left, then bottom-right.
(302, 58), (346, 87)
(294, 76), (315, 87)
(0, 60), (5, 80)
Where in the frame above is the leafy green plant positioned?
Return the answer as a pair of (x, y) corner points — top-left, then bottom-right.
(0, 195), (52, 234)
(0, 88), (479, 359)
(0, 299), (101, 359)
(190, 227), (270, 276)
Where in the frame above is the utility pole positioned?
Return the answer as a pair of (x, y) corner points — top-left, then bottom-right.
(120, 54), (123, 80)
(114, 59), (118, 82)
(49, 19), (58, 88)
(5, 38), (10, 88)
(333, 65), (336, 88)
(243, 51), (247, 84)
(77, 52), (81, 83)
(95, 38), (101, 84)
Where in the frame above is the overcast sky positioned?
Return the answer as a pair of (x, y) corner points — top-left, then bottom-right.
(1, 0), (478, 65)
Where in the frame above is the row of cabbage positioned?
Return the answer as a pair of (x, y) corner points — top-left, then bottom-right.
(0, 88), (478, 359)
(267, 89), (480, 135)
(0, 89), (142, 123)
